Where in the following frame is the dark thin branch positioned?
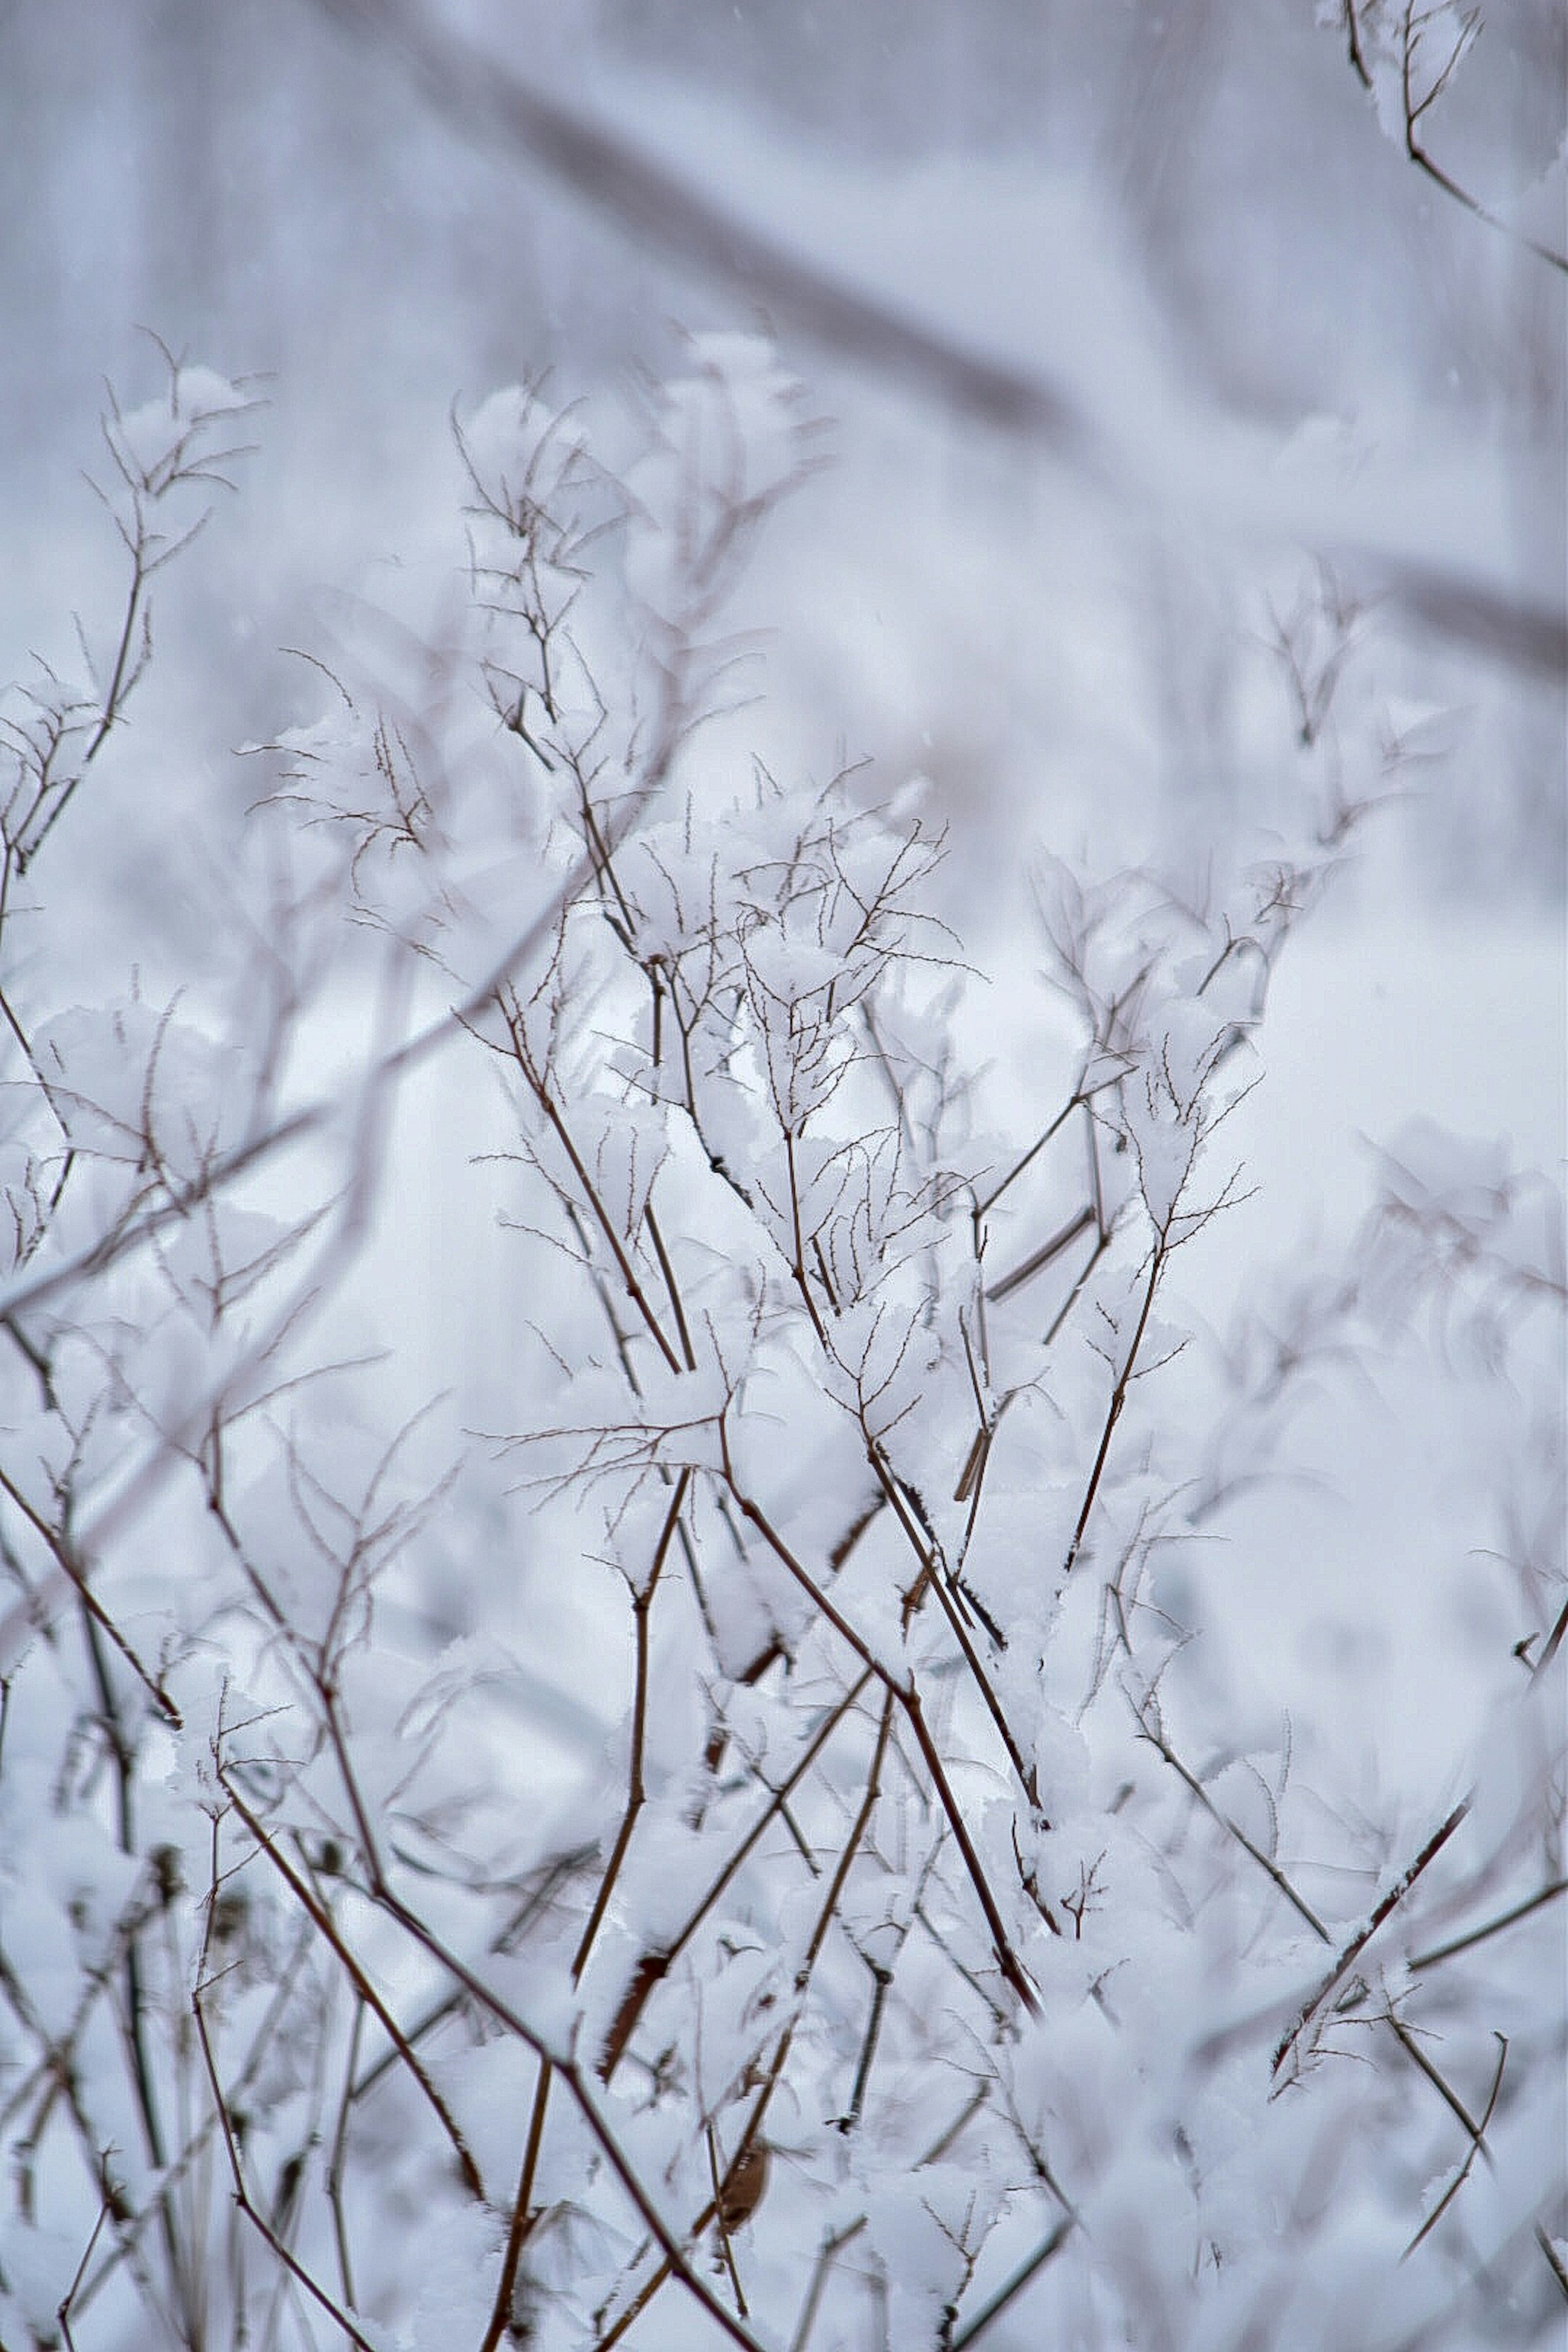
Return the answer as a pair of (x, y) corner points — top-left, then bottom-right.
(1065, 1245), (1163, 1575)
(572, 1470), (690, 1980)
(1401, 2031), (1506, 2259)
(1409, 1876), (1568, 1973)
(480, 2059), (552, 2352)
(719, 1414), (1040, 2012)
(192, 1990), (381, 2352)
(1137, 1698), (1331, 1944)
(949, 2215), (1076, 2348)
(1272, 1802), (1470, 2078)
(599, 1671), (873, 2080)
(1398, 1), (1568, 278)
(220, 1777), (484, 2199)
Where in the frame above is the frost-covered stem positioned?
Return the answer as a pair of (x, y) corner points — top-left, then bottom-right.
(77, 1612), (167, 2167)
(1046, 1232), (1111, 1368)
(0, 1462), (180, 1723)
(326, 1998), (364, 2314)
(924, 1561), (1046, 1834)
(0, 978), (71, 1155)
(789, 2218), (869, 2352)
(1064, 1242), (1164, 1576)
(1272, 1800), (1472, 2078)
(901, 1688), (1041, 2012)
(973, 1092), (1081, 1222)
(718, 1420), (897, 1684)
(866, 1427), (1049, 1842)
(572, 768), (639, 942)
(948, 2215), (1076, 2350)
(603, 1697), (895, 2350)
(1401, 2030), (1507, 2258)
(357, 1886), (771, 2352)
(0, 787), (658, 1381)
(1136, 1694), (1331, 1943)
(218, 1774), (485, 2198)
(75, 1602), (202, 2338)
(1391, 2), (1568, 276)
(1535, 2228), (1568, 2303)
(481, 2059), (553, 2352)
(784, 1124), (831, 1351)
(22, 365), (257, 874)
(17, 527), (148, 873)
(572, 1469), (690, 1980)
(192, 1992), (380, 2352)
(1, 1939), (139, 2240)
(507, 1015), (684, 1377)
(66, 1918), (320, 2328)
(202, 1448), (291, 1633)
(985, 1203), (1095, 1308)
(643, 1198), (697, 1370)
(599, 1670), (873, 2079)
(719, 1413), (1040, 2010)
(756, 1689), (895, 2118)
(959, 1156), (1113, 1516)
(1383, 2007), (1494, 2146)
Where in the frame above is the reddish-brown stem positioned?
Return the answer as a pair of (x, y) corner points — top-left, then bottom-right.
(599, 1669), (873, 2080)
(1272, 1802), (1471, 2078)
(1401, 2029), (1507, 2258)
(0, 1463), (180, 1726)
(1065, 1245), (1163, 1574)
(360, 1886), (770, 2352)
(219, 1777), (484, 2198)
(573, 1470), (690, 1980)
(481, 2059), (553, 2352)
(719, 1418), (1039, 2012)
(1137, 1699), (1330, 1944)
(508, 1018), (682, 1378)
(599, 1699), (895, 2351)
(192, 1993), (380, 2352)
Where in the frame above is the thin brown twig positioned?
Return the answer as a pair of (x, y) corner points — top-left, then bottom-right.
(599, 1669), (873, 2079)
(362, 1884), (771, 2352)
(788, 2216), (868, 2352)
(573, 1470), (691, 1980)
(219, 1776), (484, 2199)
(1272, 1802), (1470, 2078)
(1401, 2030), (1507, 2258)
(1409, 1876), (1568, 1973)
(192, 1989), (381, 2352)
(718, 1414), (1040, 2012)
(480, 2059), (553, 2352)
(1397, 1), (1568, 277)
(598, 1697), (895, 2350)
(1136, 1697), (1331, 1944)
